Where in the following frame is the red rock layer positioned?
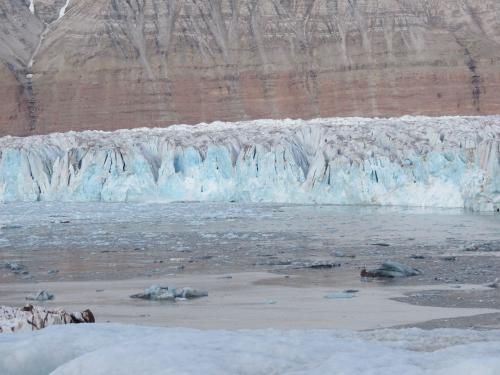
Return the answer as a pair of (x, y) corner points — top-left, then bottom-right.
(1, 0), (500, 136)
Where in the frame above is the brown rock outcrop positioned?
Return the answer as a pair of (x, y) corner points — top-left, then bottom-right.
(1, 0), (500, 136)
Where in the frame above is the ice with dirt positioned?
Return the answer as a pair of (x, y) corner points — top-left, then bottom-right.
(1, 324), (500, 375)
(0, 116), (498, 210)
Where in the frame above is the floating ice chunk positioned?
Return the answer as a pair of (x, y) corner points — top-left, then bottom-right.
(130, 285), (175, 301)
(5, 262), (25, 273)
(130, 285), (207, 301)
(362, 261), (421, 278)
(324, 292), (356, 299)
(487, 278), (499, 289)
(175, 287), (208, 299)
(264, 300), (277, 305)
(463, 240), (500, 252)
(295, 261), (342, 269)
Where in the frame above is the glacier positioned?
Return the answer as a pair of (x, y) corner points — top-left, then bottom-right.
(0, 116), (498, 210)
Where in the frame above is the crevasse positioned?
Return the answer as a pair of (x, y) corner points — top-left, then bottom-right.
(0, 116), (498, 210)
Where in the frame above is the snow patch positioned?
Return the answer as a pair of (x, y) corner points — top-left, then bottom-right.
(58, 0), (71, 20)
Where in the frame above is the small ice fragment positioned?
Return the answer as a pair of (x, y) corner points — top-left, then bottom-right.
(410, 255), (426, 259)
(334, 251), (356, 258)
(487, 279), (499, 289)
(5, 262), (24, 272)
(26, 290), (54, 301)
(324, 292), (356, 299)
(174, 287), (208, 299)
(441, 256), (457, 261)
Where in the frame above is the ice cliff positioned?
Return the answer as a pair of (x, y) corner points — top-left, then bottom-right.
(0, 117), (498, 211)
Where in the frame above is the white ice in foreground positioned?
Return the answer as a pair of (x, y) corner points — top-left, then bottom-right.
(0, 116), (498, 210)
(1, 325), (500, 375)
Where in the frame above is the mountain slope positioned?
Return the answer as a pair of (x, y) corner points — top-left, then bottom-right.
(1, 0), (500, 136)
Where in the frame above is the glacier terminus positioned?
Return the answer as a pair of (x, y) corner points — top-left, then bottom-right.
(0, 116), (498, 211)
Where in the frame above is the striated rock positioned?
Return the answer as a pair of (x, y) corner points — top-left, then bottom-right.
(0, 304), (95, 333)
(1, 1), (500, 136)
(361, 261), (421, 278)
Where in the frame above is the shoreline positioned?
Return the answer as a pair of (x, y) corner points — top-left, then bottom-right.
(1, 271), (498, 331)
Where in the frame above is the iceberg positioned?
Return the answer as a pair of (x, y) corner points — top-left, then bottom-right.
(0, 116), (498, 210)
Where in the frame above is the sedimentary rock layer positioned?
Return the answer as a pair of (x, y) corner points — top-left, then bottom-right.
(1, 0), (500, 136)
(0, 116), (498, 210)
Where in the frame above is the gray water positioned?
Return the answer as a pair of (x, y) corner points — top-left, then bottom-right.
(1, 203), (499, 282)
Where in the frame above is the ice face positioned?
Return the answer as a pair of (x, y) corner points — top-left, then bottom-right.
(0, 116), (498, 210)
(1, 324), (500, 375)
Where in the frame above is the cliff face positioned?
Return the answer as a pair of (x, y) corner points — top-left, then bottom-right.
(1, 0), (500, 136)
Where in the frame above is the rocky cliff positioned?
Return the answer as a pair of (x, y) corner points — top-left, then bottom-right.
(1, 0), (500, 136)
